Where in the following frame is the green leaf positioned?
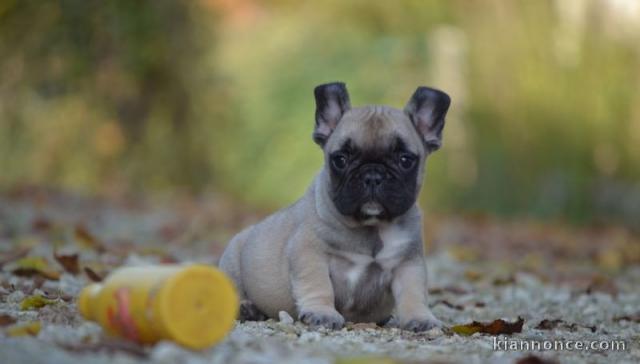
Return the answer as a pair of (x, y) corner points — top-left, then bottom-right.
(6, 321), (41, 337)
(20, 295), (57, 310)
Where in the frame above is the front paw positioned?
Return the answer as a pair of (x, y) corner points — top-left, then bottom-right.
(299, 308), (345, 330)
(239, 300), (268, 322)
(402, 316), (443, 332)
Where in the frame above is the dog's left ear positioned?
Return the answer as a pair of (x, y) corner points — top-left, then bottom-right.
(404, 87), (451, 153)
(313, 82), (351, 147)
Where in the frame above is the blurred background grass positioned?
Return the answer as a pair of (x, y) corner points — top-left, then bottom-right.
(1, 0), (639, 228)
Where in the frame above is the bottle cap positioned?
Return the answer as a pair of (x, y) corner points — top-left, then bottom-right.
(153, 264), (239, 349)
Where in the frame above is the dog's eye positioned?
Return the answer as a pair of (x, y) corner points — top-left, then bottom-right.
(331, 154), (348, 170)
(398, 153), (417, 170)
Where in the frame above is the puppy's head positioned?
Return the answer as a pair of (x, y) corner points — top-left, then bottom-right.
(313, 82), (450, 224)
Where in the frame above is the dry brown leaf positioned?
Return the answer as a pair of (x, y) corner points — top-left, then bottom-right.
(0, 314), (16, 326)
(75, 225), (106, 252)
(84, 266), (105, 282)
(535, 319), (566, 330)
(451, 317), (524, 336)
(10, 256), (61, 280)
(534, 319), (595, 333)
(159, 254), (179, 264)
(435, 300), (464, 311)
(516, 355), (559, 364)
(428, 286), (469, 295)
(54, 252), (80, 274)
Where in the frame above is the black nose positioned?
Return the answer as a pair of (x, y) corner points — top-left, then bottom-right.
(363, 170), (383, 188)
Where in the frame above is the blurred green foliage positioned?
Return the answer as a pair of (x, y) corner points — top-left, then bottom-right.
(0, 0), (227, 192)
(1, 0), (639, 227)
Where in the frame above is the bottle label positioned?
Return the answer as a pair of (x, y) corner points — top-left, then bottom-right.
(106, 287), (140, 342)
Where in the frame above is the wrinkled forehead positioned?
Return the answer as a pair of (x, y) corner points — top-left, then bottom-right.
(326, 106), (423, 154)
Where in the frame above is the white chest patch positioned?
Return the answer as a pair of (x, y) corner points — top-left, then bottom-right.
(345, 262), (368, 288)
(376, 223), (413, 269)
(337, 222), (413, 288)
(339, 251), (373, 289)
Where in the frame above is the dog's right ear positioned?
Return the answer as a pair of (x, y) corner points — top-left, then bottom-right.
(313, 82), (351, 147)
(404, 87), (451, 153)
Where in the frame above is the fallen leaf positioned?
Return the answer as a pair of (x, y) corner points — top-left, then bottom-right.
(451, 317), (524, 336)
(75, 225), (106, 252)
(159, 255), (179, 264)
(10, 256), (61, 280)
(54, 252), (80, 274)
(535, 319), (566, 330)
(20, 295), (57, 310)
(84, 266), (105, 282)
(0, 314), (16, 326)
(428, 286), (469, 295)
(6, 321), (41, 337)
(435, 300), (464, 310)
(515, 354), (559, 364)
(534, 319), (596, 333)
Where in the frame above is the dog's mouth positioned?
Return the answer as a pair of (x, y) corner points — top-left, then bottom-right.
(360, 201), (383, 217)
(358, 202), (386, 226)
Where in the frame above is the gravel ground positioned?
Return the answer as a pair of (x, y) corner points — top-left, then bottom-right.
(1, 191), (639, 363)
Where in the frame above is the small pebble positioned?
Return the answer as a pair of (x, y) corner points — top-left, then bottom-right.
(349, 322), (378, 330)
(278, 310), (294, 324)
(6, 290), (25, 303)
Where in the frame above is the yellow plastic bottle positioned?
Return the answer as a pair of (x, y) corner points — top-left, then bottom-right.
(78, 264), (239, 350)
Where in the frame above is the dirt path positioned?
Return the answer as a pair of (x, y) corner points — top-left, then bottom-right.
(1, 189), (639, 363)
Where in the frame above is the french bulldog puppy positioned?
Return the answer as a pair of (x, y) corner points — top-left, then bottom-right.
(219, 82), (450, 331)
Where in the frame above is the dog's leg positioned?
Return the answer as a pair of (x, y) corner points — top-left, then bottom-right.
(392, 256), (442, 332)
(219, 228), (267, 322)
(288, 239), (344, 329)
